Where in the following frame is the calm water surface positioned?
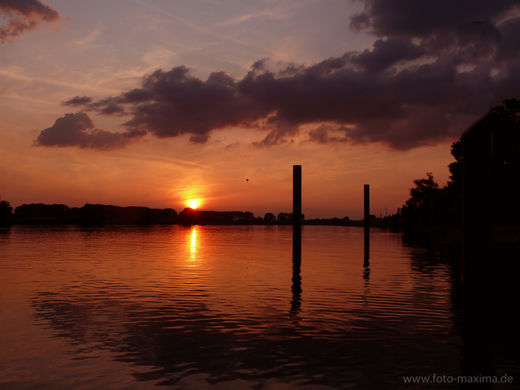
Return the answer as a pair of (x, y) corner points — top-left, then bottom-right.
(0, 226), (517, 389)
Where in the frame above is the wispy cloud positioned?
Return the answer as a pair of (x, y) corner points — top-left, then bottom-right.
(73, 28), (101, 47)
(0, 66), (123, 95)
(129, 0), (270, 58)
(211, 0), (320, 28)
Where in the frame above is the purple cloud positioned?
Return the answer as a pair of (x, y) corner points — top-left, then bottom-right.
(35, 112), (145, 150)
(37, 0), (520, 150)
(0, 0), (59, 43)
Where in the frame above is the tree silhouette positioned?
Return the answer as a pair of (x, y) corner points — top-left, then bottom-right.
(0, 200), (13, 225)
(263, 212), (276, 225)
(400, 99), (520, 247)
(405, 172), (439, 210)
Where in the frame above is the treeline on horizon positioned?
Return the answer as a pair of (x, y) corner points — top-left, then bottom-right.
(0, 201), (357, 226)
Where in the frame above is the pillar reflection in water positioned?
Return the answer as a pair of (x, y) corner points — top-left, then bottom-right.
(363, 226), (370, 280)
(363, 184), (370, 281)
(290, 224), (302, 316)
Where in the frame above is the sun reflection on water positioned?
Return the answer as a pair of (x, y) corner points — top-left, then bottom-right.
(189, 226), (198, 261)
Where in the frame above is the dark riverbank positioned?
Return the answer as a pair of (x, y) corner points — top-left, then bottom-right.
(1, 202), (364, 227)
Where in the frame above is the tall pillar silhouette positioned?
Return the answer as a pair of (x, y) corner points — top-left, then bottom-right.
(364, 184), (370, 279)
(293, 165), (302, 225)
(364, 184), (370, 229)
(291, 165), (302, 315)
(292, 164), (302, 256)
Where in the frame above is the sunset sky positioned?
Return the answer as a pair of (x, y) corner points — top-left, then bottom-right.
(1, 0), (519, 218)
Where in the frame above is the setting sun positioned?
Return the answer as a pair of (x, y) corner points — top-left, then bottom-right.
(186, 199), (202, 209)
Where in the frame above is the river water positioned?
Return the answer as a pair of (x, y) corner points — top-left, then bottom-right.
(0, 226), (518, 389)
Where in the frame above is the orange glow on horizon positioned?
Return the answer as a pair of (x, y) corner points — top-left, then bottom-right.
(186, 199), (202, 209)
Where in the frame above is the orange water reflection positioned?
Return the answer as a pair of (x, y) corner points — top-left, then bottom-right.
(1, 225), (486, 389)
(188, 226), (198, 261)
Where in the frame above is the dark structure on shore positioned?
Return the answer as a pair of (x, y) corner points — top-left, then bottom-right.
(363, 184), (370, 277)
(293, 165), (302, 226)
(291, 165), (302, 315)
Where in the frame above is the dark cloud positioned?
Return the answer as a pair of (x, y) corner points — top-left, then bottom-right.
(35, 112), (145, 150)
(350, 1), (520, 64)
(0, 0), (59, 43)
(63, 96), (92, 106)
(252, 118), (298, 147)
(497, 17), (520, 60)
(123, 67), (266, 140)
(349, 0), (520, 71)
(350, 0), (516, 38)
(39, 1), (520, 151)
(64, 96), (125, 115)
(48, 50), (518, 150)
(350, 38), (425, 73)
(65, 66), (272, 145)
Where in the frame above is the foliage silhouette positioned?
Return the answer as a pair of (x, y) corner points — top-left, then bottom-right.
(0, 200), (13, 225)
(396, 99), (520, 248)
